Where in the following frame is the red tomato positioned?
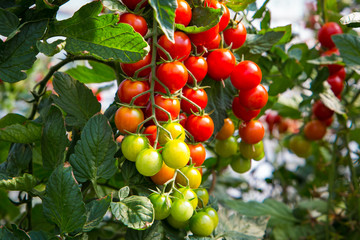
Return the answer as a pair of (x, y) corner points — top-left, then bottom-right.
(265, 111), (281, 132)
(318, 22), (343, 49)
(114, 107), (144, 134)
(230, 60), (262, 90)
(327, 74), (344, 96)
(232, 96), (260, 122)
(120, 53), (152, 78)
(186, 114), (214, 142)
(206, 49), (236, 81)
(189, 24), (219, 46)
(238, 84), (268, 110)
(157, 32), (191, 61)
(121, 0), (148, 10)
(215, 118), (235, 140)
(150, 74), (176, 95)
(118, 13), (148, 37)
(156, 61), (188, 92)
(304, 120), (327, 141)
(179, 113), (187, 128)
(143, 125), (157, 146)
(146, 95), (180, 122)
(175, 0), (192, 27)
(223, 21), (247, 49)
(312, 100), (334, 121)
(321, 48), (343, 74)
(181, 87), (208, 114)
(187, 143), (206, 167)
(204, 0), (230, 32)
(117, 79), (150, 106)
(331, 67), (346, 81)
(239, 120), (265, 144)
(184, 56), (208, 84)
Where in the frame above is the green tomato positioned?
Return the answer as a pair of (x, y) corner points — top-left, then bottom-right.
(121, 135), (149, 162)
(158, 122), (186, 145)
(172, 187), (198, 210)
(214, 136), (238, 158)
(253, 150), (265, 161)
(289, 135), (312, 158)
(194, 188), (209, 208)
(203, 207), (219, 228)
(239, 140), (264, 160)
(230, 155), (251, 174)
(148, 193), (171, 220)
(189, 212), (214, 237)
(170, 199), (194, 222)
(167, 214), (189, 229)
(135, 148), (163, 176)
(162, 139), (190, 169)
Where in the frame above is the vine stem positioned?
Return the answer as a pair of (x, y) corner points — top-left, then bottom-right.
(209, 169), (217, 194)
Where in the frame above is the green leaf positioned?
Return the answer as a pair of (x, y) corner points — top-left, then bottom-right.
(149, 0), (177, 43)
(125, 220), (165, 240)
(43, 165), (87, 234)
(297, 200), (328, 214)
(51, 72), (101, 127)
(307, 55), (343, 66)
(36, 39), (65, 57)
(121, 160), (150, 188)
(268, 76), (293, 96)
(0, 225), (30, 240)
(333, 34), (360, 72)
(176, 7), (222, 34)
(118, 186), (130, 201)
(31, 204), (56, 233)
(0, 189), (20, 220)
(83, 195), (111, 232)
(110, 195), (154, 230)
(101, 0), (127, 12)
(271, 102), (302, 119)
(340, 12), (360, 28)
(0, 20), (47, 83)
(243, 31), (285, 55)
(310, 68), (329, 94)
(350, 128), (360, 143)
(252, 0), (269, 19)
(260, 25), (292, 45)
(70, 114), (117, 182)
(46, 1), (149, 62)
(0, 8), (20, 36)
(66, 61), (116, 83)
(28, 231), (57, 240)
(0, 173), (37, 191)
(0, 113), (42, 143)
(41, 106), (68, 170)
(2, 143), (32, 177)
(319, 91), (345, 115)
(226, 0), (256, 12)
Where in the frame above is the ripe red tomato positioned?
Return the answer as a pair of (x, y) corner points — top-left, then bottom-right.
(232, 96), (260, 122)
(181, 87), (208, 114)
(150, 74), (176, 95)
(175, 0), (192, 27)
(216, 118), (235, 140)
(265, 111), (281, 133)
(304, 120), (327, 141)
(117, 79), (150, 106)
(121, 0), (148, 10)
(321, 48), (343, 74)
(327, 74), (344, 96)
(187, 143), (206, 167)
(118, 13), (148, 37)
(184, 56), (208, 84)
(189, 24), (219, 46)
(331, 67), (346, 81)
(120, 53), (152, 78)
(224, 21), (247, 49)
(146, 94), (180, 122)
(231, 61), (262, 90)
(206, 49), (236, 81)
(239, 120), (265, 144)
(157, 31), (191, 61)
(114, 107), (144, 134)
(318, 22), (343, 49)
(238, 84), (268, 110)
(179, 113), (187, 128)
(156, 61), (188, 92)
(312, 100), (334, 121)
(204, 0), (230, 32)
(143, 125), (157, 146)
(186, 114), (214, 142)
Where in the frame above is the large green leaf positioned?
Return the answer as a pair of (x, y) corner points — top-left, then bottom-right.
(66, 61), (116, 83)
(149, 0), (177, 43)
(43, 165), (86, 234)
(2, 143), (32, 177)
(340, 12), (360, 28)
(36, 39), (65, 57)
(226, 0), (256, 12)
(333, 34), (360, 72)
(271, 102), (302, 119)
(0, 8), (19, 36)
(0, 173), (37, 191)
(0, 20), (47, 83)
(69, 114), (117, 182)
(83, 195), (111, 232)
(51, 72), (101, 127)
(0, 225), (30, 240)
(241, 31), (285, 55)
(41, 106), (68, 170)
(125, 219), (164, 240)
(111, 195), (154, 230)
(260, 25), (292, 45)
(101, 0), (127, 12)
(45, 1), (148, 63)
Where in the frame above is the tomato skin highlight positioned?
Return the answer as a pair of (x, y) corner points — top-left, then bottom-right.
(114, 107), (144, 134)
(206, 49), (236, 81)
(239, 120), (265, 144)
(157, 31), (191, 61)
(135, 148), (163, 177)
(232, 96), (261, 122)
(231, 60), (262, 91)
(156, 61), (188, 92)
(318, 22), (343, 49)
(184, 56), (208, 84)
(117, 79), (150, 106)
(175, 0), (192, 27)
(181, 87), (208, 114)
(118, 13), (148, 37)
(186, 115), (214, 142)
(238, 84), (268, 110)
(120, 53), (151, 77)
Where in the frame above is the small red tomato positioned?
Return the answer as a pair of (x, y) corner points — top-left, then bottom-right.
(117, 79), (150, 106)
(187, 143), (206, 167)
(118, 13), (148, 37)
(312, 100), (334, 121)
(175, 0), (192, 27)
(232, 96), (260, 122)
(318, 22), (343, 49)
(156, 61), (188, 92)
(157, 31), (191, 61)
(120, 53), (152, 78)
(121, 0), (148, 10)
(181, 87), (208, 114)
(146, 95), (180, 122)
(114, 107), (144, 134)
(304, 120), (327, 141)
(321, 48), (343, 74)
(189, 24), (219, 46)
(179, 113), (187, 128)
(239, 120), (265, 144)
(238, 84), (268, 110)
(224, 21), (247, 49)
(204, 0), (230, 32)
(327, 74), (344, 96)
(186, 114), (214, 142)
(206, 49), (236, 81)
(184, 56), (208, 84)
(143, 125), (157, 146)
(331, 67), (346, 81)
(230, 60), (262, 91)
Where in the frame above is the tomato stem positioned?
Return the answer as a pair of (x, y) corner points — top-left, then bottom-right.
(129, 89), (151, 106)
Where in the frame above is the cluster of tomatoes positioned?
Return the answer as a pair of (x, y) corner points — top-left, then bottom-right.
(289, 22), (344, 158)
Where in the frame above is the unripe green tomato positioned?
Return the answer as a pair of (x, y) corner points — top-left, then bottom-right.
(253, 151), (265, 161)
(194, 188), (209, 208)
(203, 207), (219, 228)
(239, 140), (264, 160)
(167, 214), (189, 229)
(172, 187), (198, 210)
(148, 193), (172, 220)
(170, 199), (194, 222)
(135, 148), (163, 176)
(189, 212), (214, 237)
(230, 155), (251, 174)
(121, 135), (149, 162)
(214, 136), (238, 158)
(158, 122), (186, 145)
(162, 139), (190, 169)
(289, 135), (312, 158)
